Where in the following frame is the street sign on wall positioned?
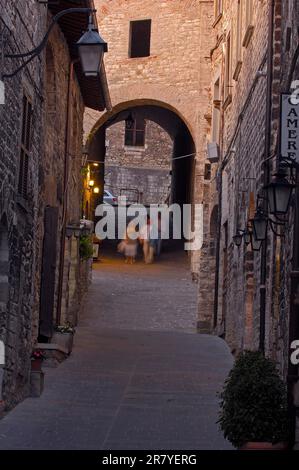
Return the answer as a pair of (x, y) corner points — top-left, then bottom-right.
(281, 93), (299, 163)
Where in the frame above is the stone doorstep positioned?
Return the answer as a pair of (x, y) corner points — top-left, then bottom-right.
(36, 343), (68, 369)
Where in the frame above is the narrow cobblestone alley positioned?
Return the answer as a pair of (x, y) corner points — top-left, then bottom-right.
(0, 247), (233, 450)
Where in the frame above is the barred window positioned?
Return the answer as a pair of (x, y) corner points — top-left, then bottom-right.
(18, 95), (32, 198)
(125, 117), (146, 147)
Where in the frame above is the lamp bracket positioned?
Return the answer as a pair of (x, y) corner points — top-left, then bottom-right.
(2, 7), (96, 79)
(269, 219), (285, 237)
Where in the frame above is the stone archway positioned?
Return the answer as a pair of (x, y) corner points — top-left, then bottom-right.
(0, 214), (9, 401)
(86, 100), (196, 209)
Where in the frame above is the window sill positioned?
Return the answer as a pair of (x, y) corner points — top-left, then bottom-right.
(223, 94), (232, 111)
(213, 13), (223, 28)
(124, 145), (146, 152)
(233, 61), (243, 81)
(127, 55), (155, 61)
(242, 25), (255, 48)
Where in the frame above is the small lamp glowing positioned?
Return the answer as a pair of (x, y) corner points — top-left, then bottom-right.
(89, 180), (95, 187)
(94, 187), (100, 194)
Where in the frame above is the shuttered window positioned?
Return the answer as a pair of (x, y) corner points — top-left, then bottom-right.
(18, 95), (32, 198)
(129, 20), (151, 58)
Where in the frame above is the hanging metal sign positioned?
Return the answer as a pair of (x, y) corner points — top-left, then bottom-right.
(280, 93), (299, 163)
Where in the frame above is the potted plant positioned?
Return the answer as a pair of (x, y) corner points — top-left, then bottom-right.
(218, 350), (290, 450)
(31, 349), (45, 371)
(52, 323), (75, 354)
(79, 234), (93, 261)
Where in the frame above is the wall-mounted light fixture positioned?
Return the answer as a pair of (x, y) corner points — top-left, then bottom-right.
(2, 8), (107, 79)
(65, 224), (81, 239)
(251, 207), (268, 242)
(233, 230), (243, 247)
(264, 166), (295, 217)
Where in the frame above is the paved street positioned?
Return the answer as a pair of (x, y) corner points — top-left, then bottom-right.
(0, 246), (233, 450)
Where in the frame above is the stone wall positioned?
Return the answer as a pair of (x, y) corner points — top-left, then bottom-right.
(0, 0), (46, 407)
(0, 2), (90, 409)
(200, 0), (271, 348)
(105, 120), (172, 205)
(35, 21), (86, 334)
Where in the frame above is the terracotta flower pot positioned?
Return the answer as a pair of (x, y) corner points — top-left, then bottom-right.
(31, 358), (43, 371)
(240, 442), (288, 450)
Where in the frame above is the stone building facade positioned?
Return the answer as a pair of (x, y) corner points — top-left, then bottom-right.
(0, 0), (45, 409)
(204, 0), (299, 446)
(105, 120), (172, 205)
(0, 1), (109, 410)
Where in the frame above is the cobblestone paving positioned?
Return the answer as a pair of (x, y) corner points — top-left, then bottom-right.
(0, 246), (233, 450)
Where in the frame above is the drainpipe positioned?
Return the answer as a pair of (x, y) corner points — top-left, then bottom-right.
(213, 42), (226, 331)
(259, 0), (275, 354)
(56, 59), (76, 326)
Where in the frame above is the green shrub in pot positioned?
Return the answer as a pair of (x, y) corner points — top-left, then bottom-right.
(218, 350), (290, 448)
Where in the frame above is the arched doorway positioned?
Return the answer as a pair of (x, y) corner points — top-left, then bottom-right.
(86, 100), (196, 212)
(86, 101), (196, 256)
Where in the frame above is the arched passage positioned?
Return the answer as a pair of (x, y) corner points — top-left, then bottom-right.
(86, 100), (196, 209)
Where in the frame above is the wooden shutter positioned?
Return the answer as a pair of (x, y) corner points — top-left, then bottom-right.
(39, 207), (59, 339)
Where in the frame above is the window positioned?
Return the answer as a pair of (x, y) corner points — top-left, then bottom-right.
(129, 20), (151, 58)
(18, 95), (32, 198)
(212, 77), (221, 143)
(224, 32), (232, 107)
(204, 163), (212, 181)
(233, 0), (243, 80)
(125, 117), (146, 147)
(242, 0), (254, 48)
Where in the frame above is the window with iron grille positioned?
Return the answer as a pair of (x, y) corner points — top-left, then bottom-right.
(125, 117), (146, 147)
(18, 95), (32, 198)
(129, 20), (151, 58)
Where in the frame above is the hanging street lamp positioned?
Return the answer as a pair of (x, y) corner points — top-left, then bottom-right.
(244, 227), (252, 246)
(126, 113), (135, 130)
(264, 167), (295, 217)
(251, 207), (268, 242)
(77, 15), (108, 77)
(250, 233), (263, 252)
(233, 230), (243, 247)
